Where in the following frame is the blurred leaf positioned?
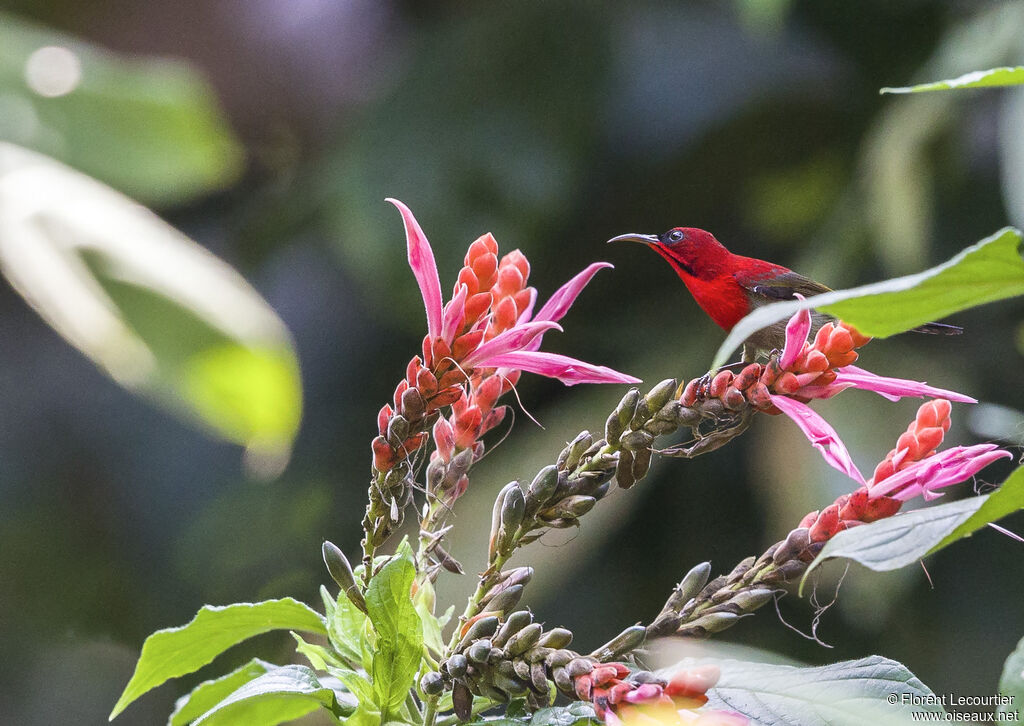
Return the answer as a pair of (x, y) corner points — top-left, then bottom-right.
(0, 143), (302, 465)
(110, 599), (326, 720)
(364, 554), (423, 720)
(0, 12), (242, 204)
(699, 655), (943, 724)
(882, 66), (1024, 93)
(192, 665), (346, 725)
(713, 227), (1024, 368)
(999, 86), (1024, 230)
(801, 466), (1024, 589)
(999, 634), (1024, 713)
(169, 659), (273, 726)
(967, 404), (1024, 445)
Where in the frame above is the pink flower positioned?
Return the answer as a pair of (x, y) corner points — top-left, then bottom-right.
(770, 395), (866, 484)
(388, 198), (640, 386)
(869, 444), (1011, 501)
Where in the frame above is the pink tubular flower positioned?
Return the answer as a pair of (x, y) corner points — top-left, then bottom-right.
(387, 198), (639, 387)
(794, 399), (1011, 545)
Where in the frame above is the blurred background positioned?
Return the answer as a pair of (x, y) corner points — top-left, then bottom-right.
(1, 1), (1023, 723)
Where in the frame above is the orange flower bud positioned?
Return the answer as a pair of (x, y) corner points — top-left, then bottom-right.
(452, 329), (484, 360)
(804, 350), (830, 373)
(503, 249), (530, 280)
(828, 350), (859, 368)
(514, 288), (533, 315)
(491, 295), (519, 333)
(464, 292), (491, 323)
(839, 322), (871, 347)
(457, 267), (479, 296)
(495, 264), (525, 296)
(809, 503), (840, 542)
(773, 372), (800, 394)
(826, 326), (854, 354)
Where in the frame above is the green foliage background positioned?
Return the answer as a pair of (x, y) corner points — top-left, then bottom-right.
(0, 1), (1022, 723)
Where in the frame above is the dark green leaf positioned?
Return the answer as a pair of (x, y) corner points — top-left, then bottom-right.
(110, 598), (325, 720)
(801, 466), (1024, 591)
(998, 635), (1024, 714)
(0, 144), (302, 466)
(192, 665), (344, 725)
(713, 227), (1024, 368)
(364, 555), (424, 719)
(882, 67), (1024, 94)
(0, 12), (242, 204)
(169, 659), (273, 726)
(702, 655), (944, 724)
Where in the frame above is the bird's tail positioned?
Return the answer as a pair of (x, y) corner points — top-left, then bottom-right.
(911, 322), (963, 335)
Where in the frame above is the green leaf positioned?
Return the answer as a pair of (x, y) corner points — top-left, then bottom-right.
(712, 227), (1024, 368)
(931, 465), (1024, 551)
(169, 659), (273, 726)
(998, 635), (1024, 714)
(882, 66), (1024, 94)
(0, 12), (242, 205)
(701, 655), (944, 724)
(0, 144), (302, 466)
(110, 598), (325, 720)
(800, 466), (1024, 592)
(192, 665), (345, 725)
(292, 632), (346, 672)
(364, 555), (424, 720)
(467, 703), (599, 726)
(327, 587), (369, 669)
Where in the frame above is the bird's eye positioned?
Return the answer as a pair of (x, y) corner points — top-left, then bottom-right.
(668, 230), (684, 242)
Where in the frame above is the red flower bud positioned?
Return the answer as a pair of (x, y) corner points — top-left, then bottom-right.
(416, 368), (438, 396)
(575, 674), (593, 701)
(429, 387), (463, 407)
(454, 406), (483, 449)
(709, 371), (734, 398)
(431, 338), (453, 367)
(680, 378), (701, 406)
(828, 350), (859, 368)
(474, 375), (503, 410)
(372, 437), (395, 471)
(377, 405), (393, 436)
(809, 503), (840, 542)
(747, 382), (772, 409)
(734, 363), (762, 391)
(393, 379), (409, 410)
(826, 326), (854, 354)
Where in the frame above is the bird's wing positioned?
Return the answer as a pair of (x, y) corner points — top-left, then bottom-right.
(742, 269), (832, 301)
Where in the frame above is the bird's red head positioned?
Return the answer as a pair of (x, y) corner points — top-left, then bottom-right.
(608, 227), (731, 281)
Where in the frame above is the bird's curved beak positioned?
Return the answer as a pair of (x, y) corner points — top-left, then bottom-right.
(606, 233), (660, 245)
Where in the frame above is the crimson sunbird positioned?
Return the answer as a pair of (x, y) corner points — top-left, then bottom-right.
(608, 227), (960, 360)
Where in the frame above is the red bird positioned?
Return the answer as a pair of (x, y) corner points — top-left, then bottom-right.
(608, 227), (960, 360)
